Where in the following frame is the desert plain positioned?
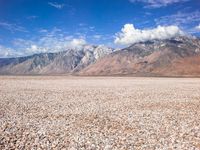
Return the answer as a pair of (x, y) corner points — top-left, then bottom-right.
(0, 76), (200, 149)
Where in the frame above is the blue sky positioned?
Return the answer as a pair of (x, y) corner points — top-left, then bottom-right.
(0, 0), (200, 57)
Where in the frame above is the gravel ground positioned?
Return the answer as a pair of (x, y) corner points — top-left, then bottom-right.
(0, 76), (200, 150)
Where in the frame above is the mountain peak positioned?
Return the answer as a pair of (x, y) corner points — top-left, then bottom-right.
(1, 36), (200, 76)
(0, 44), (114, 75)
(79, 36), (200, 76)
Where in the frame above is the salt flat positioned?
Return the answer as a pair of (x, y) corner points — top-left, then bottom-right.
(0, 76), (200, 149)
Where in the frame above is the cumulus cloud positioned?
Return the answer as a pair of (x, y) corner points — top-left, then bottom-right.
(129, 0), (188, 8)
(48, 2), (65, 9)
(114, 24), (183, 45)
(70, 38), (87, 49)
(195, 24), (200, 31)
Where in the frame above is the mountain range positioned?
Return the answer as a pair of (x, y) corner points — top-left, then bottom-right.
(1, 36), (200, 76)
(0, 45), (114, 75)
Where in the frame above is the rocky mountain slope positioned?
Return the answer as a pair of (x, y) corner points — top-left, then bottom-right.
(79, 36), (200, 76)
(1, 36), (200, 76)
(0, 45), (114, 75)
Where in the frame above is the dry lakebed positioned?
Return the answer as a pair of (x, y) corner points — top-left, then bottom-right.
(0, 76), (200, 149)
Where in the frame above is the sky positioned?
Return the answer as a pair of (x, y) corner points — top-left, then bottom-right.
(0, 0), (200, 57)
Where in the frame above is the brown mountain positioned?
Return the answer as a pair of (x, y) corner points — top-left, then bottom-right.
(79, 36), (200, 76)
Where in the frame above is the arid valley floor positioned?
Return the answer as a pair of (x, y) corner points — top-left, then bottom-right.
(0, 76), (200, 149)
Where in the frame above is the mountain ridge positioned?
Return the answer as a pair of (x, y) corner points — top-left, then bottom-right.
(1, 36), (200, 76)
(0, 45), (114, 75)
(79, 36), (200, 76)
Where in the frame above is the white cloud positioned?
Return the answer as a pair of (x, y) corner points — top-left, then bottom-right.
(0, 45), (13, 58)
(0, 21), (27, 33)
(0, 37), (87, 58)
(48, 2), (65, 9)
(6, 28), (88, 57)
(70, 38), (87, 49)
(89, 26), (95, 31)
(195, 24), (200, 31)
(129, 0), (188, 8)
(0, 45), (23, 58)
(39, 29), (48, 33)
(114, 24), (183, 45)
(24, 37), (86, 54)
(155, 11), (200, 26)
(30, 45), (38, 51)
(93, 35), (102, 39)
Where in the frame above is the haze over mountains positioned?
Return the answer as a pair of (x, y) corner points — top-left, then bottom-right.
(0, 36), (200, 76)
